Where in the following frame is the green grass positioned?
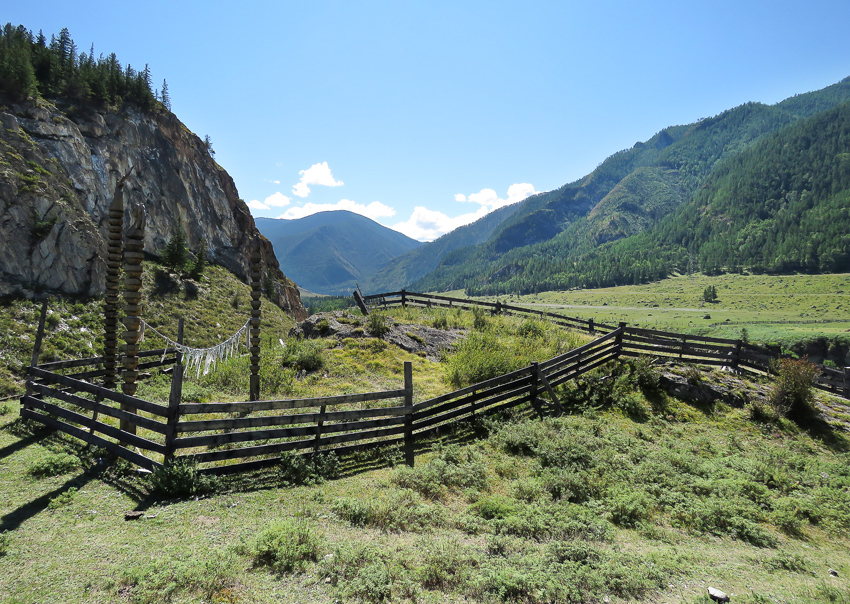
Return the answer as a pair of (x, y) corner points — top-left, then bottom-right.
(456, 272), (850, 357)
(2, 302), (850, 602)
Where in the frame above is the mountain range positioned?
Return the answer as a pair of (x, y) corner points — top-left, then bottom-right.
(300, 76), (850, 296)
(255, 212), (422, 295)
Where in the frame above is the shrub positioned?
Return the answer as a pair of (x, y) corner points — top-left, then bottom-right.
(444, 331), (520, 388)
(244, 518), (323, 573)
(280, 338), (324, 372)
(367, 312), (392, 338)
(320, 541), (417, 602)
(419, 537), (480, 590)
(28, 452), (80, 477)
(118, 548), (237, 603)
(517, 319), (545, 339)
(277, 451), (339, 486)
(392, 445), (489, 499)
(472, 305), (488, 330)
(769, 357), (818, 419)
(149, 459), (220, 497)
(607, 489), (651, 528)
(332, 488), (445, 532)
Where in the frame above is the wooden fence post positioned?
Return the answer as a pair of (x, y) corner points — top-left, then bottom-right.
(403, 361), (414, 467)
(731, 340), (742, 372)
(164, 318), (184, 464)
(23, 298), (49, 412)
(615, 322), (626, 358)
(401, 289), (407, 309)
(588, 318), (594, 334)
(844, 367), (850, 401)
(314, 404), (326, 456)
(353, 290), (370, 316)
(121, 204), (146, 434)
(249, 237), (262, 402)
(104, 170), (130, 389)
(529, 362), (542, 417)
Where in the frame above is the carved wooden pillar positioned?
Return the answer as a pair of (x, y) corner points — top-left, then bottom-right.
(120, 204), (146, 433)
(249, 237), (262, 401)
(103, 171), (130, 389)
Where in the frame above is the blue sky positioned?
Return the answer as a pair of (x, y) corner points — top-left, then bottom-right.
(6, 1), (850, 240)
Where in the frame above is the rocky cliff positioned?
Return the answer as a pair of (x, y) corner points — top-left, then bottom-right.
(0, 98), (306, 319)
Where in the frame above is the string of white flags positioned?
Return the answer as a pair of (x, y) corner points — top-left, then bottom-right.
(139, 319), (252, 378)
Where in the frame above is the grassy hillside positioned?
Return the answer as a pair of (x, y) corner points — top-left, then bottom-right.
(2, 304), (850, 603)
(0, 263), (296, 399)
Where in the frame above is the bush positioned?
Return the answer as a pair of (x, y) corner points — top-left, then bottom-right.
(367, 312), (392, 338)
(280, 338), (324, 372)
(444, 331), (520, 388)
(517, 319), (545, 339)
(472, 305), (488, 330)
(332, 488), (445, 532)
(769, 357), (818, 419)
(28, 452), (80, 477)
(392, 445), (489, 499)
(244, 518), (323, 573)
(277, 451), (339, 486)
(149, 459), (220, 497)
(118, 548), (237, 603)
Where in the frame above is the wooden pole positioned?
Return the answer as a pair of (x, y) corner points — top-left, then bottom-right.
(30, 298), (49, 369)
(403, 361), (414, 467)
(615, 322), (626, 358)
(104, 170), (131, 389)
(164, 318), (184, 464)
(120, 203), (146, 433)
(249, 237), (262, 401)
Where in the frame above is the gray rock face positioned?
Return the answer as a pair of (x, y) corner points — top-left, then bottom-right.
(0, 99), (305, 319)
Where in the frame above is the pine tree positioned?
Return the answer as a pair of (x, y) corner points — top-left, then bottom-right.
(160, 220), (189, 272)
(190, 238), (208, 278)
(161, 78), (171, 110)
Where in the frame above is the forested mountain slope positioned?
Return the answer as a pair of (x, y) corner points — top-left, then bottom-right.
(408, 77), (850, 295)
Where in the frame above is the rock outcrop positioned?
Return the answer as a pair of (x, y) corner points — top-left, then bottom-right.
(0, 98), (306, 320)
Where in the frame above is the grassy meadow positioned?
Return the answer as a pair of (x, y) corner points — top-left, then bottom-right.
(1, 271), (850, 603)
(460, 272), (850, 355)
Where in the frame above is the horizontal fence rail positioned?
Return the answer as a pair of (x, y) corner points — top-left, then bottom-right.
(19, 292), (850, 476)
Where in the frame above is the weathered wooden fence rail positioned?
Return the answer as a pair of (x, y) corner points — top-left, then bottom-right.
(19, 291), (850, 475)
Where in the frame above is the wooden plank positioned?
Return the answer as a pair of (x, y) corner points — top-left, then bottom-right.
(27, 367), (169, 417)
(538, 329), (621, 371)
(175, 404), (409, 434)
(31, 383), (167, 435)
(414, 374), (534, 416)
(38, 355), (104, 370)
(414, 382), (530, 427)
(188, 437), (315, 463)
(622, 331), (734, 352)
(22, 395), (167, 454)
(413, 369), (532, 412)
(621, 341), (733, 360)
(21, 408), (161, 470)
(548, 352), (619, 388)
(316, 425), (406, 448)
(542, 340), (619, 374)
(178, 388), (406, 415)
(545, 345), (619, 383)
(65, 356), (177, 380)
(414, 393), (532, 436)
(625, 326), (739, 345)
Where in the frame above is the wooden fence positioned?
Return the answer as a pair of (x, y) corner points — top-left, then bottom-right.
(364, 290), (850, 401)
(19, 292), (850, 475)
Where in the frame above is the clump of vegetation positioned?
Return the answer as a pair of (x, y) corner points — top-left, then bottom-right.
(28, 451), (80, 477)
(118, 548), (238, 604)
(148, 459), (221, 497)
(277, 451), (339, 486)
(444, 331), (523, 388)
(367, 312), (392, 338)
(333, 488), (446, 532)
(769, 357), (818, 418)
(472, 305), (488, 330)
(47, 486), (78, 510)
(392, 444), (489, 500)
(0, 531), (10, 557)
(242, 518), (324, 573)
(280, 338), (324, 372)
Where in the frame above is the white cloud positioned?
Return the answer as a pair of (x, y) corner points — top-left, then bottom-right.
(278, 199), (395, 221)
(292, 161), (344, 198)
(463, 183), (538, 210)
(264, 192), (291, 207)
(391, 205), (490, 242)
(393, 183), (539, 242)
(247, 199), (270, 210)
